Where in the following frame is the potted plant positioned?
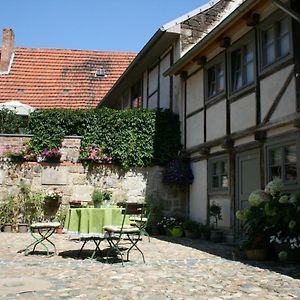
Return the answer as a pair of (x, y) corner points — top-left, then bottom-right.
(92, 189), (111, 208)
(0, 196), (17, 232)
(145, 196), (163, 236)
(80, 145), (113, 170)
(43, 188), (63, 220)
(182, 218), (201, 239)
(235, 180), (283, 260)
(4, 150), (24, 163)
(40, 148), (62, 163)
(235, 179), (300, 262)
(158, 216), (183, 237)
(209, 202), (224, 242)
(55, 206), (68, 234)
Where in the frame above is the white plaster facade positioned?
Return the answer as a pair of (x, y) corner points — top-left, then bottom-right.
(165, 0), (300, 240)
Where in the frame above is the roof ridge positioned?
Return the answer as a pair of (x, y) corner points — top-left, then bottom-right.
(14, 47), (137, 55)
(161, 0), (222, 31)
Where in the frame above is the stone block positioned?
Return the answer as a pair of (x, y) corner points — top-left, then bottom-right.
(71, 186), (94, 201)
(72, 174), (87, 185)
(41, 166), (69, 185)
(0, 169), (4, 185)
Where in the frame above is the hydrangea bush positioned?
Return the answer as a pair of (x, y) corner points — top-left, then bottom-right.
(236, 178), (300, 259)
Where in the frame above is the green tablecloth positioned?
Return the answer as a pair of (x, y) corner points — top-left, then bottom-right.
(64, 207), (127, 238)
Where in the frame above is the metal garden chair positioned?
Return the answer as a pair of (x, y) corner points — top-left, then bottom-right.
(103, 202), (146, 265)
(24, 199), (61, 256)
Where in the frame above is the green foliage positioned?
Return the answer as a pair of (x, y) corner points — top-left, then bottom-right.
(153, 110), (182, 165)
(182, 219), (201, 232)
(0, 196), (16, 224)
(145, 195), (163, 226)
(209, 202), (222, 229)
(236, 179), (300, 250)
(27, 108), (181, 168)
(55, 205), (68, 224)
(0, 108), (23, 134)
(92, 189), (111, 207)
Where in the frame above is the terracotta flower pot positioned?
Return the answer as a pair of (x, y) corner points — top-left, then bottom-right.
(3, 224), (13, 233)
(17, 223), (28, 233)
(56, 226), (64, 234)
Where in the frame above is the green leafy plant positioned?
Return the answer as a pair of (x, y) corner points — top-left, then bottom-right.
(0, 108), (23, 134)
(209, 202), (222, 229)
(0, 196), (17, 224)
(182, 219), (201, 233)
(236, 179), (300, 254)
(92, 189), (111, 207)
(55, 205), (68, 224)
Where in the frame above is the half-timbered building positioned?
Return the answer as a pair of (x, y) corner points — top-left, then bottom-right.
(165, 0), (300, 240)
(100, 0), (244, 113)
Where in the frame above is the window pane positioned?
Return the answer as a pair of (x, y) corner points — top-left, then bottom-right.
(231, 49), (242, 91)
(285, 145), (296, 164)
(212, 162), (218, 175)
(271, 166), (282, 179)
(284, 145), (297, 181)
(216, 64), (224, 93)
(221, 175), (228, 188)
(244, 45), (254, 84)
(284, 164), (297, 181)
(208, 67), (216, 97)
(278, 18), (289, 57)
(262, 27), (275, 66)
(212, 175), (219, 188)
(270, 148), (281, 165)
(207, 63), (224, 98)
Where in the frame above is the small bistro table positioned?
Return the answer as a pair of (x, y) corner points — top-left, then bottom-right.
(63, 207), (129, 258)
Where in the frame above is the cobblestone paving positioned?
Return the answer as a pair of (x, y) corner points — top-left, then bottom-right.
(0, 232), (299, 299)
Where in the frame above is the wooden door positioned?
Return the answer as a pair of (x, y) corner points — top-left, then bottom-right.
(235, 149), (261, 232)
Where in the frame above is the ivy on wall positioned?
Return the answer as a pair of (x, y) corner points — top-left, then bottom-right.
(0, 108), (23, 134)
(27, 108), (181, 168)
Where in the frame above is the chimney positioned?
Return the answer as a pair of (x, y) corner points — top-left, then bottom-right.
(0, 28), (14, 72)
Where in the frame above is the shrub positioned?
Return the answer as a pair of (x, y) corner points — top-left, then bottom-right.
(236, 179), (300, 251)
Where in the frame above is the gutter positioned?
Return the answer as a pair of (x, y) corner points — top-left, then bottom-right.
(164, 0), (258, 77)
(272, 0), (300, 23)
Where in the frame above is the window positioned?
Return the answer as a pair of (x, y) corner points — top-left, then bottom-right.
(207, 63), (225, 98)
(230, 42), (254, 93)
(131, 81), (142, 108)
(261, 16), (290, 68)
(209, 157), (229, 191)
(205, 53), (225, 102)
(269, 143), (297, 184)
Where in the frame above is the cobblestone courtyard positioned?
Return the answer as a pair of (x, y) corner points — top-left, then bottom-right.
(0, 233), (299, 299)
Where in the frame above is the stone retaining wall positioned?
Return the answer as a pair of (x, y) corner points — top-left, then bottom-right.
(0, 134), (188, 216)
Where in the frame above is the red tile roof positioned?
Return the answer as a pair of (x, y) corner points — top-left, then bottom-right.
(0, 48), (136, 109)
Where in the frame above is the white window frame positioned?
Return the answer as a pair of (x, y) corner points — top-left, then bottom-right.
(205, 53), (226, 102)
(259, 11), (293, 73)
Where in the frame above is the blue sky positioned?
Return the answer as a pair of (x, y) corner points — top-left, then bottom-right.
(0, 0), (207, 52)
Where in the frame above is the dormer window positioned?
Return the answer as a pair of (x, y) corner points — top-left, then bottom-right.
(95, 68), (106, 77)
